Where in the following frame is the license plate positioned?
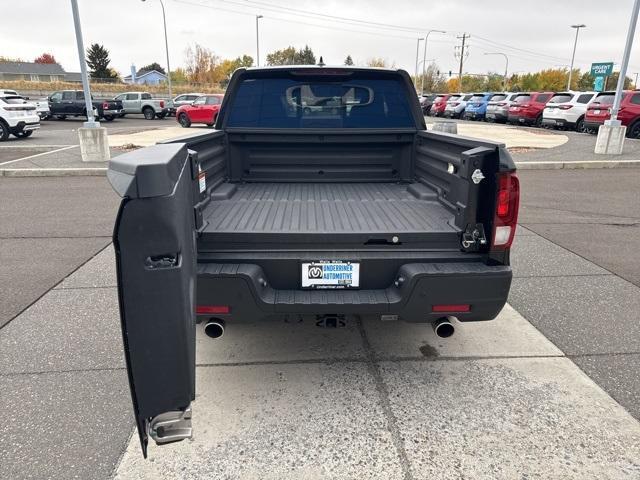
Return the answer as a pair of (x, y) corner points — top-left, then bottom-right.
(548, 108), (556, 112)
(302, 261), (360, 289)
(594, 109), (601, 114)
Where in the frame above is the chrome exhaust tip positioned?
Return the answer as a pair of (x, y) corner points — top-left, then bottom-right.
(204, 319), (225, 339)
(433, 317), (455, 338)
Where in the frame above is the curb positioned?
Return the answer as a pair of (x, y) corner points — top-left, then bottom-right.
(515, 159), (640, 170)
(0, 167), (107, 177)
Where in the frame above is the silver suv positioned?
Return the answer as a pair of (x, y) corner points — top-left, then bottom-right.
(486, 92), (520, 123)
(444, 94), (473, 119)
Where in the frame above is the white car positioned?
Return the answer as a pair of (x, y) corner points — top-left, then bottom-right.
(485, 92), (521, 123)
(170, 93), (205, 116)
(0, 94), (40, 141)
(2, 90), (50, 120)
(542, 91), (598, 132)
(444, 93), (473, 118)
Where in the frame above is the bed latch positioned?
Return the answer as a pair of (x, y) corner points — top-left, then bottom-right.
(461, 224), (487, 250)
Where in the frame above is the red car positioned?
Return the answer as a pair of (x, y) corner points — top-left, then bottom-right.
(507, 92), (554, 126)
(176, 94), (224, 127)
(584, 90), (640, 138)
(429, 94), (451, 117)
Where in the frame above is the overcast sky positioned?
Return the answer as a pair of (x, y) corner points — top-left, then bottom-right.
(3, 0), (640, 78)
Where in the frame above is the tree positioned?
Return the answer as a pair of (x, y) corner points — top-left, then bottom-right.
(266, 46), (315, 65)
(607, 72), (632, 90)
(366, 57), (394, 68)
(578, 71), (595, 91)
(86, 43), (116, 80)
(217, 55), (254, 86)
(184, 44), (223, 84)
(138, 62), (165, 75)
(0, 56), (24, 62)
(414, 62), (447, 93)
(170, 68), (189, 84)
(34, 53), (57, 64)
(344, 55), (354, 66)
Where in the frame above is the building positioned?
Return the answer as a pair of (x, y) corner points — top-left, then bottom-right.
(123, 69), (167, 85)
(0, 61), (68, 82)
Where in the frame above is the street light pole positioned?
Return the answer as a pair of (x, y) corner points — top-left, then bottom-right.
(421, 29), (446, 93)
(142, 0), (172, 101)
(567, 24), (586, 90)
(414, 37), (424, 86)
(256, 15), (263, 66)
(483, 52), (509, 91)
(610, 0), (640, 122)
(70, 0), (97, 127)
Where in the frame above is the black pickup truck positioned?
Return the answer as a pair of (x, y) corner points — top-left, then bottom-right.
(108, 66), (520, 457)
(48, 90), (123, 121)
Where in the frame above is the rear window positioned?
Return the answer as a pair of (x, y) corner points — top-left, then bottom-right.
(448, 95), (461, 102)
(141, 93), (152, 100)
(549, 94), (573, 104)
(514, 94), (531, 104)
(0, 96), (27, 104)
(434, 95), (448, 102)
(227, 77), (415, 128)
(469, 95), (485, 102)
(593, 93), (616, 105)
(490, 94), (507, 101)
(577, 93), (595, 104)
(535, 93), (552, 103)
(462, 94), (474, 101)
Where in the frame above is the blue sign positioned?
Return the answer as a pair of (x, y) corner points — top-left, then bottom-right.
(594, 76), (605, 92)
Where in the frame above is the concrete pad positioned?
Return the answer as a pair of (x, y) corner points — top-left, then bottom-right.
(516, 224), (536, 236)
(0, 237), (110, 327)
(196, 316), (366, 364)
(510, 234), (609, 278)
(114, 363), (405, 479)
(57, 244), (116, 289)
(509, 275), (640, 355)
(0, 370), (132, 480)
(109, 126), (195, 147)
(380, 357), (640, 479)
(0, 287), (124, 374)
(362, 304), (562, 359)
(573, 353), (640, 420)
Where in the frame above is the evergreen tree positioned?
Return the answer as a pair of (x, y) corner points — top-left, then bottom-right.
(344, 55), (354, 66)
(86, 44), (116, 79)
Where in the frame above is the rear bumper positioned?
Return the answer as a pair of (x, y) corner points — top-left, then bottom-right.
(196, 262), (512, 323)
(103, 109), (122, 116)
(463, 111), (485, 120)
(9, 121), (40, 134)
(542, 117), (575, 128)
(584, 120), (605, 130)
(508, 114), (535, 124)
(486, 110), (508, 122)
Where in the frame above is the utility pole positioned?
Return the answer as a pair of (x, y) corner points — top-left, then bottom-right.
(414, 37), (424, 86)
(256, 15), (263, 66)
(634, 72), (639, 88)
(455, 33), (469, 92)
(421, 30), (445, 93)
(567, 24), (586, 90)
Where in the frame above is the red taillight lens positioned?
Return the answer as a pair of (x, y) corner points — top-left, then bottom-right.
(196, 305), (230, 314)
(432, 304), (471, 313)
(491, 172), (520, 250)
(102, 101), (109, 109)
(558, 104), (573, 110)
(160, 100), (165, 108)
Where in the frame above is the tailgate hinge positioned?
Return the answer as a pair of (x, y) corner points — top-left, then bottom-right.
(461, 223), (487, 250)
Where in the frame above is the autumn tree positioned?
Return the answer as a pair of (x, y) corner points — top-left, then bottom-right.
(0, 56), (24, 62)
(34, 53), (57, 64)
(344, 55), (354, 66)
(86, 43), (116, 79)
(366, 57), (394, 68)
(266, 45), (315, 65)
(170, 68), (189, 84)
(185, 44), (223, 84)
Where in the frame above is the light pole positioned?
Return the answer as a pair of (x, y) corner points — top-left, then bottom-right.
(70, 0), (97, 127)
(421, 29), (445, 93)
(256, 15), (263, 66)
(414, 37), (424, 86)
(634, 72), (639, 88)
(567, 24), (586, 90)
(142, 0), (172, 101)
(483, 52), (509, 91)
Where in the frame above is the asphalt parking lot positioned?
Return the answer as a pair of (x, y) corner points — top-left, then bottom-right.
(1, 118), (640, 479)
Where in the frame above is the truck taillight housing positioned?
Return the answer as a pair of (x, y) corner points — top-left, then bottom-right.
(160, 100), (165, 108)
(491, 172), (519, 250)
(102, 101), (109, 109)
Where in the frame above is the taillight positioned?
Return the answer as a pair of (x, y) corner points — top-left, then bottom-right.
(196, 305), (230, 314)
(102, 101), (109, 109)
(160, 100), (165, 108)
(491, 172), (520, 250)
(558, 105), (573, 110)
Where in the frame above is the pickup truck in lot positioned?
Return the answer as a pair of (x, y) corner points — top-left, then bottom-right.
(113, 91), (169, 119)
(107, 66), (520, 456)
(48, 90), (123, 121)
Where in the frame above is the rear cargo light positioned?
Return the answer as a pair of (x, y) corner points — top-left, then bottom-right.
(491, 172), (520, 250)
(432, 304), (470, 313)
(196, 305), (230, 314)
(160, 100), (165, 108)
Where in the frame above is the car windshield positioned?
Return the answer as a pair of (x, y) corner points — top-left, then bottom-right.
(227, 76), (415, 128)
(514, 95), (531, 104)
(593, 93), (616, 105)
(549, 94), (574, 103)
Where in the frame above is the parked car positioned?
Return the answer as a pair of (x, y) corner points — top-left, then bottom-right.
(170, 93), (205, 116)
(507, 92), (554, 126)
(48, 90), (123, 121)
(486, 92), (521, 123)
(113, 92), (169, 120)
(444, 94), (473, 119)
(0, 93), (40, 141)
(176, 94), (224, 127)
(541, 91), (598, 132)
(2, 90), (50, 119)
(429, 93), (451, 117)
(584, 90), (640, 138)
(108, 66), (520, 456)
(463, 92), (495, 120)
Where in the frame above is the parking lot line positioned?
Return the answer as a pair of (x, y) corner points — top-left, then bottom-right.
(0, 145), (78, 167)
(0, 144), (75, 149)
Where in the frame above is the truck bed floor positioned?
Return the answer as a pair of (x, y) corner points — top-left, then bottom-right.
(200, 182), (459, 249)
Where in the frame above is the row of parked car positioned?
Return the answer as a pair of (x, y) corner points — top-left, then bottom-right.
(419, 90), (640, 138)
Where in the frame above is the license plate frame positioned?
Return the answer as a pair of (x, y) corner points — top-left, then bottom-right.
(301, 261), (360, 289)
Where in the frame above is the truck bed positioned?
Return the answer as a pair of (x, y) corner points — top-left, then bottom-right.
(199, 182), (460, 250)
